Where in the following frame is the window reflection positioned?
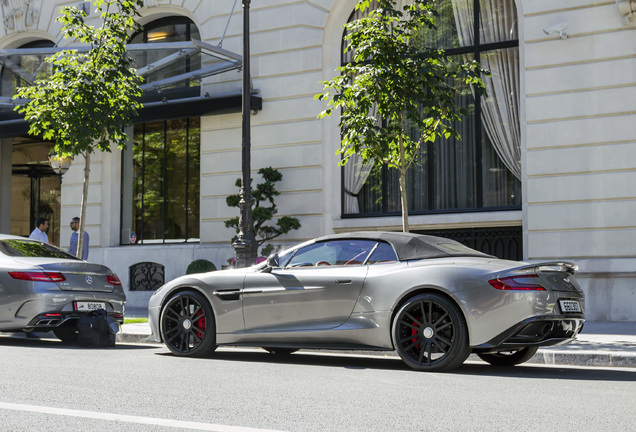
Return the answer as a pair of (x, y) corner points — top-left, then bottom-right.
(129, 17), (201, 88)
(130, 119), (200, 244)
(344, 0), (521, 216)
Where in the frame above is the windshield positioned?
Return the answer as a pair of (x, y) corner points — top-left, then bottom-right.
(0, 239), (80, 260)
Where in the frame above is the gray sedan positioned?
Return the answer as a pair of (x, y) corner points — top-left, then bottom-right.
(0, 234), (125, 341)
(148, 232), (584, 371)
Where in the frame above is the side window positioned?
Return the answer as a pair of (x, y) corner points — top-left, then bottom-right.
(286, 243), (336, 267)
(285, 240), (378, 267)
(367, 242), (398, 264)
(335, 240), (376, 265)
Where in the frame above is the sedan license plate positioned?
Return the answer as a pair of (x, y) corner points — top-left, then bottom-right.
(74, 301), (106, 312)
(559, 300), (582, 313)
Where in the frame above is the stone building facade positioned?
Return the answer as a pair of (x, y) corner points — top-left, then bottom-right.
(0, 0), (634, 320)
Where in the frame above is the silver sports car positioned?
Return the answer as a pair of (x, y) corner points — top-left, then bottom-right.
(0, 234), (125, 341)
(147, 232), (584, 371)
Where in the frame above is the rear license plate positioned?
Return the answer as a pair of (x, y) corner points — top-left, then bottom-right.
(559, 300), (582, 313)
(75, 301), (106, 312)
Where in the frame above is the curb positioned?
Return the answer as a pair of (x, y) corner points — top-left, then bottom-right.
(528, 350), (636, 368)
(116, 332), (636, 368)
(117, 333), (153, 344)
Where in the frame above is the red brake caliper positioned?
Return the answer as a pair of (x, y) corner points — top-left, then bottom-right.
(195, 310), (206, 339)
(411, 316), (421, 349)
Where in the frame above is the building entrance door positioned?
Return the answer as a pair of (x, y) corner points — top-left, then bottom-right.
(11, 138), (61, 246)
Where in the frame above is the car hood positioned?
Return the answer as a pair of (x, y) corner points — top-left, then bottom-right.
(12, 257), (120, 293)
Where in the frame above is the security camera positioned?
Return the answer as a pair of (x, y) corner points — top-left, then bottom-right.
(543, 22), (568, 39)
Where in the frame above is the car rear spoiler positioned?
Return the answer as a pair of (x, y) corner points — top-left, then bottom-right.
(506, 261), (578, 276)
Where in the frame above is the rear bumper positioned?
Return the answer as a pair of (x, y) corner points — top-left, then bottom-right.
(25, 310), (125, 331)
(472, 315), (585, 353)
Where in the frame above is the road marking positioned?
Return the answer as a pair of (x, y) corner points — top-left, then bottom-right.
(0, 402), (283, 432)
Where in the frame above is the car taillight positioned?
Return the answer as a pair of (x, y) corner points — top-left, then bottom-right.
(488, 275), (546, 291)
(8, 271), (66, 282)
(106, 275), (122, 286)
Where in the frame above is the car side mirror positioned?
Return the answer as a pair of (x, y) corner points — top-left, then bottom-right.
(262, 253), (279, 273)
(267, 253), (279, 268)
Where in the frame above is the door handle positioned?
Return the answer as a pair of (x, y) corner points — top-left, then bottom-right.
(335, 280), (352, 284)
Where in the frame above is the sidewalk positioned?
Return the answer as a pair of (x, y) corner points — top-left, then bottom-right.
(119, 307), (636, 368)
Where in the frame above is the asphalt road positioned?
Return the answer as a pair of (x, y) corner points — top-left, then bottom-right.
(1, 336), (635, 432)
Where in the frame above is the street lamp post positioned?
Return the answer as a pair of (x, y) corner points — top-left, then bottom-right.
(233, 0), (257, 267)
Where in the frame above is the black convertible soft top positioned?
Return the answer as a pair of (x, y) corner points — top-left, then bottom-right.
(315, 231), (494, 261)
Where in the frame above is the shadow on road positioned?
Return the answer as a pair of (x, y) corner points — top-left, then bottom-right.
(0, 334), (157, 351)
(156, 348), (636, 381)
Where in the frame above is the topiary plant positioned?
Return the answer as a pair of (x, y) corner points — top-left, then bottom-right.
(225, 167), (301, 256)
(186, 259), (217, 275)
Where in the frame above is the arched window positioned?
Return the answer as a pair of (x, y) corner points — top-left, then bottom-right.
(129, 16), (201, 91)
(342, 0), (521, 216)
(1, 39), (54, 98)
(121, 17), (201, 245)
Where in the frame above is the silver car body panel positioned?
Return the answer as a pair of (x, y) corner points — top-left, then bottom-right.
(147, 249), (584, 350)
(0, 234), (125, 332)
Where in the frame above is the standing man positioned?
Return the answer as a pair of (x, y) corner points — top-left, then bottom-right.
(29, 217), (50, 244)
(68, 217), (89, 260)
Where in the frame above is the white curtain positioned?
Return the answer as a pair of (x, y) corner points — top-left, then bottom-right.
(343, 103), (381, 214)
(451, 0), (521, 180)
(344, 154), (375, 213)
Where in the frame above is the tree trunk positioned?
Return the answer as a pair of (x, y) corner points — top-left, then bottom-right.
(77, 151), (90, 259)
(398, 134), (409, 233)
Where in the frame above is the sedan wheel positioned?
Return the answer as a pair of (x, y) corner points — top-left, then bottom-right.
(477, 346), (539, 366)
(392, 293), (470, 372)
(160, 290), (217, 357)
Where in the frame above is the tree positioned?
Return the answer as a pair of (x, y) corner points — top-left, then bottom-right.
(226, 167), (301, 258)
(316, 0), (486, 232)
(14, 0), (143, 256)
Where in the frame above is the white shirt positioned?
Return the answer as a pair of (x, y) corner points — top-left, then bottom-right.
(29, 227), (49, 244)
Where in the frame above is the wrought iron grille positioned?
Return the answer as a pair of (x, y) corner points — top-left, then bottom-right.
(414, 227), (523, 261)
(129, 261), (165, 291)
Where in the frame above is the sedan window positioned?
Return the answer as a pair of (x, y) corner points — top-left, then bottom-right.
(0, 239), (79, 260)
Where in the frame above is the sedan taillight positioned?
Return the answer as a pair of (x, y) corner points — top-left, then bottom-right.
(106, 275), (122, 286)
(9, 271), (66, 282)
(489, 275), (546, 291)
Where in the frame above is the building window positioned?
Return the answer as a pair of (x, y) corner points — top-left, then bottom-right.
(129, 17), (201, 92)
(120, 17), (202, 245)
(342, 0), (521, 217)
(121, 118), (200, 244)
(0, 40), (54, 98)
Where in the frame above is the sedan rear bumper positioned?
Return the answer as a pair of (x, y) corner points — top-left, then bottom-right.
(25, 310), (125, 331)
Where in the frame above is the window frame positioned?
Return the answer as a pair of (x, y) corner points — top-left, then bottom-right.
(340, 0), (521, 218)
(120, 117), (200, 245)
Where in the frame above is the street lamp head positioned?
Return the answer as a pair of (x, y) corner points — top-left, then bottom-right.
(48, 151), (73, 175)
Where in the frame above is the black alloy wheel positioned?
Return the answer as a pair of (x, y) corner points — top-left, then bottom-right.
(392, 293), (470, 372)
(476, 346), (539, 366)
(263, 347), (298, 355)
(53, 327), (79, 343)
(160, 290), (217, 357)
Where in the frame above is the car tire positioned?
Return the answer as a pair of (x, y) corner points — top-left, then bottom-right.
(54, 327), (79, 343)
(160, 290), (217, 357)
(476, 347), (539, 366)
(263, 347), (298, 355)
(392, 293), (470, 372)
